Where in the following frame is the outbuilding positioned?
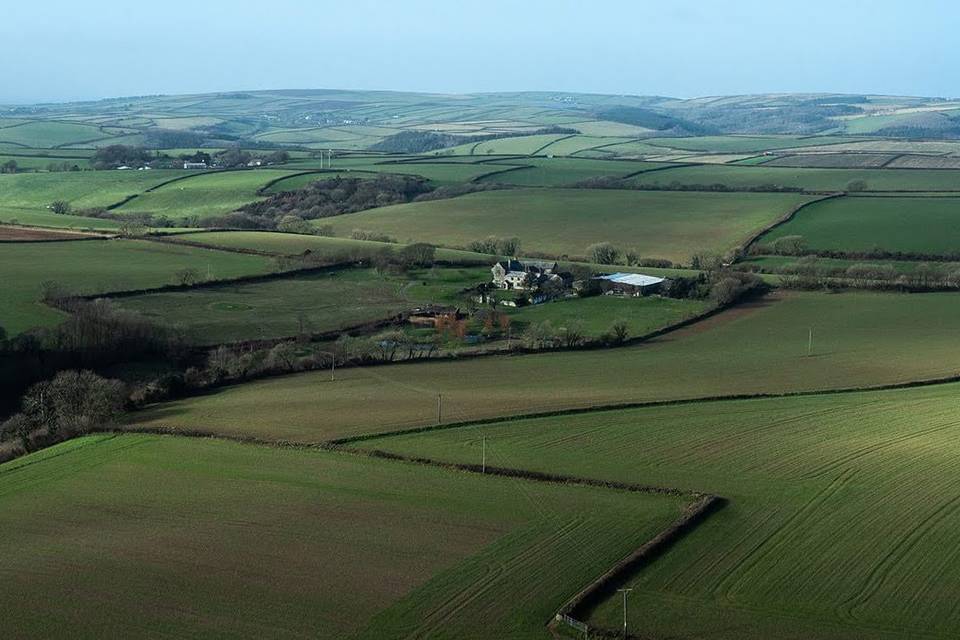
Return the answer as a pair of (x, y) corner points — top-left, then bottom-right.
(594, 272), (667, 296)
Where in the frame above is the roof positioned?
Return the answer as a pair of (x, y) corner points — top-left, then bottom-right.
(595, 272), (666, 287)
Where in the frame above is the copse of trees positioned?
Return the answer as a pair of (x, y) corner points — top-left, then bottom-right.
(91, 145), (153, 169)
(49, 200), (71, 215)
(1, 159), (17, 174)
(468, 236), (521, 256)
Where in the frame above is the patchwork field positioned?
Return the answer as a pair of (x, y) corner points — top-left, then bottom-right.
(166, 230), (493, 262)
(116, 266), (485, 344)
(359, 382), (960, 639)
(761, 195), (960, 255)
(130, 290), (960, 441)
(474, 157), (668, 186)
(0, 433), (684, 639)
(318, 189), (815, 263)
(0, 239), (274, 335)
(114, 169), (303, 219)
(0, 170), (189, 213)
(629, 164), (960, 192)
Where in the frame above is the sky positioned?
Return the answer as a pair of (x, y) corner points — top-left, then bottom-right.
(1, 0), (956, 103)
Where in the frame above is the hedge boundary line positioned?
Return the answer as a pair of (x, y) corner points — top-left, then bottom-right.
(740, 192), (845, 254)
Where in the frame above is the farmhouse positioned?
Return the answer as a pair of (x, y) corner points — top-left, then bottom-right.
(594, 272), (667, 296)
(183, 161), (208, 169)
(491, 259), (566, 290)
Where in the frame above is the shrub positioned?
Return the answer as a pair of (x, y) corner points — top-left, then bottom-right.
(49, 200), (71, 215)
(588, 242), (620, 265)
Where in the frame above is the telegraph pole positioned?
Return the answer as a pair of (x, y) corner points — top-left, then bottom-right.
(330, 356), (335, 382)
(807, 327), (813, 357)
(437, 393), (442, 425)
(617, 588), (633, 638)
(482, 436), (486, 473)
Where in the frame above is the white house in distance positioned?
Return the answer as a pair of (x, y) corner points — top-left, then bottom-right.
(594, 272), (666, 296)
(491, 259), (562, 290)
(183, 161), (208, 170)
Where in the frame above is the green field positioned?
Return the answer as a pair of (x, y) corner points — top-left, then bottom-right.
(629, 164), (960, 192)
(762, 196), (960, 255)
(0, 120), (110, 147)
(0, 170), (188, 213)
(507, 294), (712, 338)
(642, 135), (865, 154)
(116, 266), (485, 344)
(0, 433), (684, 639)
(475, 157), (668, 186)
(318, 189), (815, 263)
(360, 381), (960, 639)
(167, 230), (493, 262)
(0, 208), (121, 230)
(0, 239), (274, 335)
(114, 169), (302, 219)
(130, 291), (960, 441)
(742, 254), (960, 275)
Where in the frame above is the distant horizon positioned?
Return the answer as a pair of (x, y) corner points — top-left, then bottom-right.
(2, 0), (956, 104)
(3, 86), (955, 108)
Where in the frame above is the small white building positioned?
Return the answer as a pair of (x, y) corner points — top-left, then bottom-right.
(594, 272), (667, 296)
(183, 161), (208, 170)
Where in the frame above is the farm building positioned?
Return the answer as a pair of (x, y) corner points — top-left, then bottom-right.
(183, 161), (208, 169)
(594, 272), (667, 296)
(407, 305), (465, 327)
(491, 259), (570, 290)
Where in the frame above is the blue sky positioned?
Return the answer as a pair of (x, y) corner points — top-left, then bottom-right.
(1, 0), (955, 103)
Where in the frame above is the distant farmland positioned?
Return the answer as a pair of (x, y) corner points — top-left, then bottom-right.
(0, 434), (684, 639)
(318, 189), (816, 263)
(360, 382), (960, 639)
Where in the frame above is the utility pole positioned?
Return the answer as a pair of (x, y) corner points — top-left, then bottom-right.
(617, 588), (633, 639)
(330, 356), (335, 382)
(437, 393), (442, 425)
(482, 436), (486, 473)
(807, 327), (813, 357)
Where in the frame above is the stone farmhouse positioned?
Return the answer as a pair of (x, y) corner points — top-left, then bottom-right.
(491, 259), (571, 291)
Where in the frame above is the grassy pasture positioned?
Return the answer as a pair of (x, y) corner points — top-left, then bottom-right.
(762, 196), (960, 254)
(0, 208), (121, 231)
(0, 239), (274, 335)
(642, 135), (864, 154)
(116, 266), (485, 344)
(507, 294), (712, 339)
(166, 230), (493, 262)
(0, 170), (189, 212)
(130, 291), (960, 442)
(476, 157), (668, 186)
(885, 155), (960, 169)
(262, 161), (517, 191)
(114, 169), (301, 219)
(535, 134), (634, 155)
(766, 153), (896, 168)
(742, 254), (960, 275)
(361, 382), (960, 639)
(0, 154), (91, 170)
(0, 120), (109, 147)
(630, 164), (960, 192)
(317, 188), (814, 263)
(470, 134), (571, 156)
(0, 433), (683, 640)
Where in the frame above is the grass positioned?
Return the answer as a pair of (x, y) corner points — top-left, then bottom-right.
(114, 169), (302, 219)
(507, 294), (712, 338)
(359, 381), (960, 639)
(0, 120), (109, 147)
(0, 239), (275, 335)
(0, 208), (121, 230)
(0, 170), (189, 212)
(115, 266), (486, 344)
(629, 164), (960, 192)
(741, 254), (960, 275)
(642, 135), (864, 154)
(129, 290), (960, 442)
(262, 161), (516, 190)
(475, 157), (668, 186)
(761, 196), (960, 255)
(167, 230), (493, 262)
(318, 189), (815, 263)
(0, 433), (684, 639)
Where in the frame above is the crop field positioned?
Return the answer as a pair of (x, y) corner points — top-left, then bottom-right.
(629, 164), (960, 192)
(535, 134), (633, 156)
(318, 188), (815, 263)
(359, 382), (960, 639)
(113, 169), (302, 219)
(0, 239), (274, 335)
(0, 433), (684, 639)
(766, 153), (896, 168)
(129, 291), (960, 442)
(0, 170), (189, 214)
(761, 195), (960, 254)
(262, 161), (518, 190)
(166, 230), (493, 262)
(116, 266), (486, 344)
(885, 155), (960, 169)
(0, 225), (100, 241)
